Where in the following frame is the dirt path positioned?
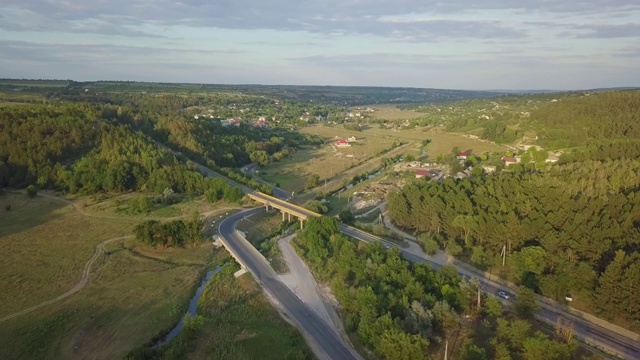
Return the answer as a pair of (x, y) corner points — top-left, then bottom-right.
(0, 235), (133, 323)
(0, 192), (234, 323)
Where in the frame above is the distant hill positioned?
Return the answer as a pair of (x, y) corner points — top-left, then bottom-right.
(2, 79), (511, 105)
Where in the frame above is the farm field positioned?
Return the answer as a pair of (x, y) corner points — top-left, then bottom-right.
(0, 192), (226, 359)
(367, 104), (427, 120)
(360, 127), (507, 157)
(261, 126), (398, 193)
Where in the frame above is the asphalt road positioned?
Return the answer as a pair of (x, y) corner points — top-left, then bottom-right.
(163, 142), (639, 359)
(217, 209), (358, 360)
(339, 225), (640, 359)
(242, 163), (291, 200)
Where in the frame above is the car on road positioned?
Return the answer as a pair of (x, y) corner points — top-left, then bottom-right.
(383, 243), (393, 249)
(498, 291), (510, 300)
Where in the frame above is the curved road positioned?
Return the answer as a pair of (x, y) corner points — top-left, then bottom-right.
(169, 143), (640, 359)
(217, 209), (358, 360)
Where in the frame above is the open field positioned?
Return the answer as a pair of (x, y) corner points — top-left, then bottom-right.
(0, 192), (228, 359)
(368, 105), (427, 120)
(72, 192), (235, 220)
(156, 264), (315, 359)
(360, 127), (507, 156)
(261, 125), (398, 193)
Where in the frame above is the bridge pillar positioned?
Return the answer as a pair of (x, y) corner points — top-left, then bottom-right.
(265, 204), (270, 211)
(288, 212), (291, 222)
(300, 218), (304, 229)
(282, 211), (286, 221)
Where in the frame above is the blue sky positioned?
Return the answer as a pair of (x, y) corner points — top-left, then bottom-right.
(1, 0), (639, 90)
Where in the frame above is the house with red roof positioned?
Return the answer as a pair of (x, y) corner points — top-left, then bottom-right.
(335, 139), (351, 148)
(502, 156), (518, 166)
(457, 151), (470, 160)
(415, 169), (430, 178)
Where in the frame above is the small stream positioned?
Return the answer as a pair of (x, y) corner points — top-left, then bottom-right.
(155, 264), (224, 347)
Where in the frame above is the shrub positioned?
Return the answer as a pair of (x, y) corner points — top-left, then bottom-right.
(26, 185), (37, 198)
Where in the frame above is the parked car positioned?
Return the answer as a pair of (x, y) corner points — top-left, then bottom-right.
(498, 291), (510, 300)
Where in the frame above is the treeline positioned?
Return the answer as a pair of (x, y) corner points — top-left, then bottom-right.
(134, 217), (203, 248)
(0, 104), (244, 200)
(387, 160), (640, 329)
(294, 217), (581, 360)
(559, 139), (640, 163)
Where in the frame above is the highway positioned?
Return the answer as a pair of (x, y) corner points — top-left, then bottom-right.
(160, 142), (639, 359)
(217, 209), (358, 360)
(341, 227), (640, 359)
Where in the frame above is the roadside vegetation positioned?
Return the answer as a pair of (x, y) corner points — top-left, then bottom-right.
(387, 146), (640, 333)
(133, 263), (315, 360)
(293, 217), (588, 360)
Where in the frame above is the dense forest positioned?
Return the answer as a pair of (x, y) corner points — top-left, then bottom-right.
(294, 217), (582, 360)
(0, 103), (245, 197)
(387, 158), (640, 329)
(0, 89), (333, 194)
(397, 90), (640, 148)
(532, 91), (640, 148)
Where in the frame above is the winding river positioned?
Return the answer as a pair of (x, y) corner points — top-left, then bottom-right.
(156, 264), (224, 346)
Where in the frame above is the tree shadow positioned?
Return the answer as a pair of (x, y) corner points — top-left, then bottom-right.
(0, 192), (67, 238)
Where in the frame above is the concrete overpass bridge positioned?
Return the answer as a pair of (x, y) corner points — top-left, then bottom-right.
(247, 192), (320, 229)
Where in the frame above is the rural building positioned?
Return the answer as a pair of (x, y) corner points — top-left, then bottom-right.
(457, 151), (469, 160)
(335, 139), (351, 148)
(347, 136), (357, 142)
(415, 170), (430, 178)
(502, 156), (518, 166)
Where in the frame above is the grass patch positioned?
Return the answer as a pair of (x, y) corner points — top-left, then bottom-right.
(235, 211), (290, 273)
(0, 193), (138, 316)
(261, 172), (306, 194)
(368, 105), (427, 121)
(151, 264), (315, 359)
(0, 192), (223, 359)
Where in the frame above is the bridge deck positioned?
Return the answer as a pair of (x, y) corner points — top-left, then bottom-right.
(247, 192), (320, 220)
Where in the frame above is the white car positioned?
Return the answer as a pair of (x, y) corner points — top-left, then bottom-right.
(498, 291), (510, 300)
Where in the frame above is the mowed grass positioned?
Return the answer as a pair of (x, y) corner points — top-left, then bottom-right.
(0, 192), (222, 359)
(158, 264), (315, 360)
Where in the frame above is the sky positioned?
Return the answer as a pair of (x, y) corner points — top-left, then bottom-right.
(1, 0), (639, 90)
